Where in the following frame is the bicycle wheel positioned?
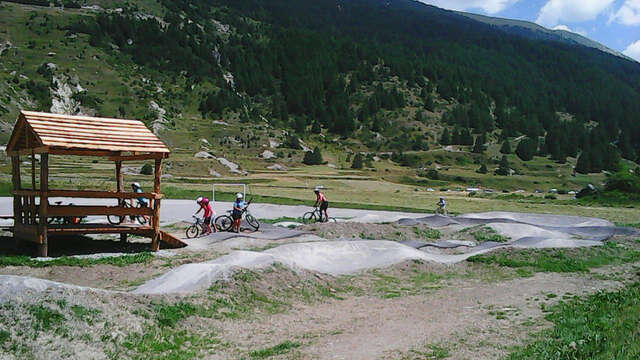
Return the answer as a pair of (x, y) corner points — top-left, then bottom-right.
(215, 215), (233, 232)
(302, 212), (317, 224)
(135, 215), (148, 225)
(328, 217), (337, 223)
(108, 215), (123, 225)
(185, 224), (200, 239)
(245, 214), (260, 231)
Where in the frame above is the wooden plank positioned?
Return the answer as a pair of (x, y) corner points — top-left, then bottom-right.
(11, 156), (23, 226)
(48, 149), (119, 157)
(159, 231), (187, 248)
(42, 140), (169, 153)
(14, 224), (41, 244)
(12, 189), (164, 199)
(39, 153), (48, 257)
(151, 158), (162, 252)
(31, 130), (164, 145)
(22, 111), (145, 125)
(6, 115), (26, 153)
(116, 160), (127, 243)
(6, 146), (49, 156)
(48, 225), (153, 235)
(48, 205), (153, 217)
(28, 122), (161, 137)
(40, 136), (167, 148)
(110, 153), (166, 161)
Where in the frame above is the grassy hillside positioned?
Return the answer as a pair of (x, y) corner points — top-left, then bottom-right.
(0, 0), (639, 212)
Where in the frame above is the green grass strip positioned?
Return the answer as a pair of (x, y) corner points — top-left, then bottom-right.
(508, 282), (640, 359)
(0, 252), (154, 267)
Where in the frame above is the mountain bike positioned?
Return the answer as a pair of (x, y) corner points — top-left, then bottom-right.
(302, 207), (336, 224)
(185, 216), (208, 238)
(434, 206), (448, 216)
(47, 201), (86, 225)
(107, 200), (148, 225)
(215, 200), (260, 232)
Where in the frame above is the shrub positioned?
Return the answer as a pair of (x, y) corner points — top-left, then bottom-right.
(303, 146), (323, 165)
(140, 163), (153, 175)
(515, 137), (537, 161)
(351, 153), (364, 169)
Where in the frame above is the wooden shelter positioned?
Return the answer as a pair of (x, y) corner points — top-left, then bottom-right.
(6, 110), (182, 256)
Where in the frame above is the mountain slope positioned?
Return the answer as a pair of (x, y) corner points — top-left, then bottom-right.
(457, 11), (634, 62)
(1, 0), (640, 174)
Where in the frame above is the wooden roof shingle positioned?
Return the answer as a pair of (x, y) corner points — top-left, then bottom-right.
(6, 111), (170, 155)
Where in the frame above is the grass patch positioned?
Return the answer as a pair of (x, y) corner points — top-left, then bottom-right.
(250, 340), (301, 359)
(471, 227), (510, 243)
(0, 252), (154, 268)
(121, 327), (211, 360)
(413, 226), (441, 239)
(259, 217), (302, 224)
(0, 329), (9, 345)
(508, 282), (640, 359)
(372, 270), (443, 298)
(28, 304), (65, 331)
(154, 302), (197, 328)
(70, 305), (101, 325)
(468, 242), (640, 273)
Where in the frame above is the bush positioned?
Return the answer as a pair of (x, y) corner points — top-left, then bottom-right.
(477, 163), (488, 174)
(605, 169), (640, 193)
(282, 135), (302, 150)
(303, 146), (323, 165)
(515, 137), (537, 161)
(140, 163), (153, 175)
(351, 153), (364, 169)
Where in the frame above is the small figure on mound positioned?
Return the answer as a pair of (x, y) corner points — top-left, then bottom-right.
(195, 197), (216, 235)
(314, 186), (329, 222)
(231, 193), (246, 233)
(436, 197), (448, 216)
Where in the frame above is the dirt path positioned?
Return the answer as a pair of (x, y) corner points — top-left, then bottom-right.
(216, 269), (623, 359)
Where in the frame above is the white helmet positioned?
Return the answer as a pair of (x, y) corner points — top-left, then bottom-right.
(132, 182), (141, 188)
(236, 193), (243, 199)
(196, 197), (203, 203)
(314, 186), (322, 192)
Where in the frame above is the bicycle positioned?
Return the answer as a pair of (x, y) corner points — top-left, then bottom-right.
(185, 216), (209, 238)
(107, 200), (148, 225)
(215, 200), (260, 232)
(434, 206), (448, 216)
(47, 201), (86, 225)
(302, 207), (336, 224)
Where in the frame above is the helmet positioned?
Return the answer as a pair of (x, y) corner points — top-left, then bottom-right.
(236, 193), (243, 199)
(196, 197), (203, 203)
(314, 186), (322, 192)
(131, 182), (141, 188)
(201, 197), (209, 205)
(440, 197), (445, 200)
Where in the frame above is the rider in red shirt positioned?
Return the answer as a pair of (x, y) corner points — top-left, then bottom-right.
(314, 187), (329, 222)
(195, 197), (216, 235)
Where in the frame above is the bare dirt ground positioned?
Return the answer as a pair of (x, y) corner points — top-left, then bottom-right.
(1, 222), (639, 359)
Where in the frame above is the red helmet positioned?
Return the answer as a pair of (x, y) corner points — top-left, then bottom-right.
(201, 197), (209, 205)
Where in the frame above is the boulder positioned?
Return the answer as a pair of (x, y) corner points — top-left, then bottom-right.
(194, 151), (215, 159)
(261, 150), (276, 159)
(267, 164), (287, 171)
(576, 184), (598, 199)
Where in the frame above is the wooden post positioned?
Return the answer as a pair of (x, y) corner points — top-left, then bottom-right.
(11, 156), (23, 248)
(38, 153), (48, 257)
(151, 158), (162, 251)
(30, 150), (37, 226)
(116, 160), (127, 243)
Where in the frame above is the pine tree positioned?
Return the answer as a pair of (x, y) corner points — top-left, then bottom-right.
(351, 153), (364, 169)
(477, 163), (488, 174)
(440, 128), (451, 146)
(500, 138), (511, 154)
(495, 155), (510, 176)
(472, 135), (485, 154)
(311, 121), (322, 134)
(303, 146), (324, 165)
(575, 150), (591, 174)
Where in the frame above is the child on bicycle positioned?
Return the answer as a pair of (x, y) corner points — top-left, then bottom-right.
(195, 197), (216, 235)
(437, 197), (447, 214)
(231, 193), (245, 233)
(131, 182), (150, 223)
(313, 187), (329, 222)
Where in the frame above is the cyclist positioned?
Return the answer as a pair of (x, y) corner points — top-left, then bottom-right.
(437, 197), (447, 215)
(195, 197), (216, 235)
(313, 186), (329, 222)
(131, 182), (150, 223)
(231, 193), (246, 233)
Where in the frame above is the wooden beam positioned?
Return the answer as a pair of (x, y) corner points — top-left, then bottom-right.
(11, 189), (163, 199)
(14, 224), (41, 244)
(47, 149), (119, 157)
(39, 153), (48, 257)
(11, 156), (23, 228)
(116, 160), (126, 243)
(109, 153), (166, 161)
(48, 225), (154, 236)
(48, 205), (153, 217)
(6, 146), (49, 156)
(152, 158), (162, 252)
